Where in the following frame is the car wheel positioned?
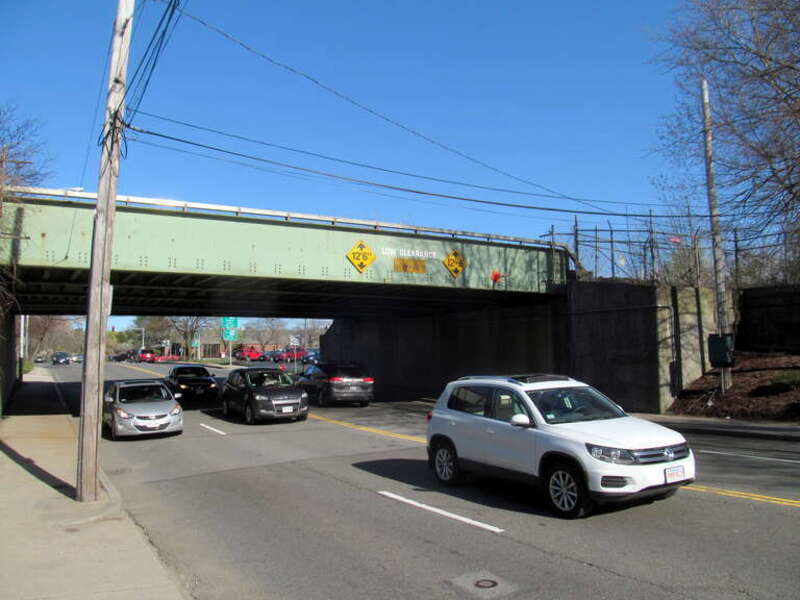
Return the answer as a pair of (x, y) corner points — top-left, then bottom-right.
(544, 462), (593, 519)
(221, 397), (230, 418)
(296, 414), (308, 422)
(318, 389), (327, 407)
(432, 440), (462, 485)
(245, 403), (255, 425)
(359, 401), (369, 407)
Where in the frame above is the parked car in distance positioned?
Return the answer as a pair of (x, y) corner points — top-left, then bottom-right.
(110, 351), (129, 362)
(165, 365), (219, 398)
(52, 352), (70, 365)
(34, 355), (46, 363)
(301, 351), (320, 365)
(136, 348), (156, 363)
(273, 347), (307, 362)
(233, 345), (262, 361)
(221, 367), (308, 424)
(103, 379), (183, 440)
(296, 362), (374, 407)
(426, 374), (695, 519)
(71, 354), (84, 363)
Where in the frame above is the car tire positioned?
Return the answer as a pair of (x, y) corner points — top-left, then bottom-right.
(432, 440), (462, 485)
(296, 414), (308, 422)
(245, 403), (256, 425)
(359, 401), (369, 407)
(109, 418), (118, 441)
(544, 462), (593, 519)
(221, 397), (230, 418)
(318, 389), (327, 407)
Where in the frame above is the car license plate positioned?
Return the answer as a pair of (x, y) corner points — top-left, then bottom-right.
(664, 465), (685, 483)
(143, 422), (161, 429)
(349, 386), (359, 391)
(281, 406), (294, 413)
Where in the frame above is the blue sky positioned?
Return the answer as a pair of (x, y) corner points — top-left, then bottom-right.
(4, 1), (690, 329)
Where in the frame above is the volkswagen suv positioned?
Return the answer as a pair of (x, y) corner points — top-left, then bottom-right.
(426, 374), (695, 518)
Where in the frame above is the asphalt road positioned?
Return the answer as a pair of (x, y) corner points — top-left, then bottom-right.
(46, 362), (799, 600)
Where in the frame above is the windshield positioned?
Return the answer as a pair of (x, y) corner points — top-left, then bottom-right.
(526, 386), (625, 424)
(119, 385), (172, 404)
(246, 371), (293, 387)
(175, 367), (210, 377)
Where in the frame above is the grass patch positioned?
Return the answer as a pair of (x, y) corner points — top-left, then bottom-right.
(22, 360), (34, 374)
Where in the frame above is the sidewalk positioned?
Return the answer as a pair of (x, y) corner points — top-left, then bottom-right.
(0, 369), (187, 600)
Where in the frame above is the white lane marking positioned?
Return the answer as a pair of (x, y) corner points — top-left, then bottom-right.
(199, 423), (227, 436)
(697, 449), (800, 464)
(378, 491), (504, 534)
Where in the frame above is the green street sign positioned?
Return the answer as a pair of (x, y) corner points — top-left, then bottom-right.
(221, 316), (238, 328)
(222, 327), (238, 341)
(191, 338), (200, 348)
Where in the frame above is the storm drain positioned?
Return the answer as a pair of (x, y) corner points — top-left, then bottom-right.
(450, 571), (518, 599)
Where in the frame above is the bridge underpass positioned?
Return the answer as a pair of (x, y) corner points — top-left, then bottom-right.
(1, 187), (573, 409)
(2, 188), (713, 413)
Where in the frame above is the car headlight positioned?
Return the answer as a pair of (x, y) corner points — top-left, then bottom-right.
(114, 407), (133, 419)
(301, 392), (308, 399)
(209, 382), (217, 388)
(586, 444), (636, 465)
(254, 394), (269, 401)
(179, 384), (189, 389)
(169, 404), (182, 416)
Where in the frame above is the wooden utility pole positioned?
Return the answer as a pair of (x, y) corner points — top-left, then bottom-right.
(77, 0), (134, 502)
(701, 78), (732, 393)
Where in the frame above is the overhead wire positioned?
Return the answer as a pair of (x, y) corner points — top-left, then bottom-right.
(125, 123), (716, 220)
(154, 0), (626, 217)
(134, 110), (671, 209)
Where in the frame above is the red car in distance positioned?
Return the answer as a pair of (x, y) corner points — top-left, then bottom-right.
(274, 347), (307, 362)
(136, 348), (156, 363)
(233, 346), (263, 361)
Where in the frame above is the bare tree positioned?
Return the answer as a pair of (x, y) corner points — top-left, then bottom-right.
(168, 316), (211, 359)
(0, 103), (50, 315)
(247, 318), (285, 349)
(658, 0), (800, 242)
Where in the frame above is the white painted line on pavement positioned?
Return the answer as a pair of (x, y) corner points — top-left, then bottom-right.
(378, 491), (504, 534)
(199, 423), (227, 436)
(697, 449), (800, 465)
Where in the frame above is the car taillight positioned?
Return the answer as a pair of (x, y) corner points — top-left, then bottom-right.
(363, 377), (374, 383)
(329, 377), (344, 382)
(426, 411), (432, 422)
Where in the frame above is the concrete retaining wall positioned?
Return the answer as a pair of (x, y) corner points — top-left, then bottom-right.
(322, 301), (563, 402)
(321, 281), (719, 413)
(0, 313), (19, 416)
(737, 285), (800, 353)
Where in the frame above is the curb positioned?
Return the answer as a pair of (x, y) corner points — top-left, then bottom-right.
(649, 422), (800, 442)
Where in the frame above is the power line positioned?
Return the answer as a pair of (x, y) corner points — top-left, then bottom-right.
(135, 109), (672, 209)
(125, 122), (715, 220)
(158, 1), (622, 216)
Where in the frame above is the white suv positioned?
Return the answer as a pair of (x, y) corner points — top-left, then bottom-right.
(426, 374), (695, 518)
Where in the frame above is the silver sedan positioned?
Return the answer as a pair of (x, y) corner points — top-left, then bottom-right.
(103, 379), (183, 440)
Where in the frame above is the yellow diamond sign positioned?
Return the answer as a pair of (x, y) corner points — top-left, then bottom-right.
(443, 249), (467, 278)
(346, 240), (376, 273)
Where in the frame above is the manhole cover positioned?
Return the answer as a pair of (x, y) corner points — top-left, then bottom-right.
(450, 571), (518, 599)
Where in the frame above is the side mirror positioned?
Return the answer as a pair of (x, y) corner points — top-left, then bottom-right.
(510, 414), (532, 428)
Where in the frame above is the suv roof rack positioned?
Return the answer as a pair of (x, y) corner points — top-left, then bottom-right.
(457, 373), (572, 386)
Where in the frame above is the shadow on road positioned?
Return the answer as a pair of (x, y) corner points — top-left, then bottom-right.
(353, 457), (555, 518)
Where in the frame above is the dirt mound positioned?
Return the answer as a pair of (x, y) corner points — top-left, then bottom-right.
(668, 352), (800, 422)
